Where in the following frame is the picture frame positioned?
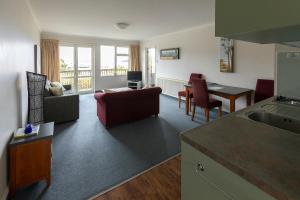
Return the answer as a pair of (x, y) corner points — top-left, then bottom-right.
(160, 48), (180, 60)
(220, 38), (234, 73)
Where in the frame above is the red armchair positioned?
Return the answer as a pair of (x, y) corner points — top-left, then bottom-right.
(191, 79), (222, 122)
(178, 73), (202, 109)
(94, 87), (162, 128)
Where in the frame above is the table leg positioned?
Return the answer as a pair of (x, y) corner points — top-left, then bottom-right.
(229, 96), (236, 113)
(246, 92), (252, 106)
(185, 88), (190, 115)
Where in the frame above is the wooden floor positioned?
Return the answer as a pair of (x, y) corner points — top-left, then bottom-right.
(93, 155), (181, 200)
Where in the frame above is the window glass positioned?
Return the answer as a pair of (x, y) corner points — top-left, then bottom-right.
(100, 45), (115, 76)
(78, 47), (92, 70)
(116, 55), (129, 75)
(59, 46), (75, 88)
(117, 47), (129, 54)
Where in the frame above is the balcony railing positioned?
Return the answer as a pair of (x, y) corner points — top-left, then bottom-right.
(60, 68), (128, 92)
(100, 68), (128, 76)
(60, 70), (92, 91)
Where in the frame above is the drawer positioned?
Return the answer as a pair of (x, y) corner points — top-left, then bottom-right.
(181, 141), (275, 200)
(182, 157), (233, 200)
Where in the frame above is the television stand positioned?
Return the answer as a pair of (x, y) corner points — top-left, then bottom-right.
(128, 80), (142, 89)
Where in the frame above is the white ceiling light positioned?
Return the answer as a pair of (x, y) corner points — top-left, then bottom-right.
(115, 22), (130, 30)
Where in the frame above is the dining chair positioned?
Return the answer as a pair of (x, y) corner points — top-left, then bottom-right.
(178, 73), (202, 109)
(254, 79), (274, 103)
(191, 79), (222, 122)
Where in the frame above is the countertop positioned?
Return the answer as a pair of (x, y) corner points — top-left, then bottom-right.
(181, 99), (300, 200)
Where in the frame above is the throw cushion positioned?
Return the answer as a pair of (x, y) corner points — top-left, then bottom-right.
(49, 87), (63, 96)
(45, 80), (51, 91)
(51, 82), (66, 91)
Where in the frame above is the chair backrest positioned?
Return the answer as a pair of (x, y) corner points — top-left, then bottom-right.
(192, 79), (209, 108)
(188, 73), (202, 84)
(254, 79), (274, 103)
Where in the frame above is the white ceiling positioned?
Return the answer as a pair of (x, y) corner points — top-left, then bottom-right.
(29, 0), (215, 40)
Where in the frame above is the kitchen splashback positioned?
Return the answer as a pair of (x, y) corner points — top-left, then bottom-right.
(277, 52), (300, 99)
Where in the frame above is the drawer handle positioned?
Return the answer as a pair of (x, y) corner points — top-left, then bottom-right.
(196, 162), (204, 172)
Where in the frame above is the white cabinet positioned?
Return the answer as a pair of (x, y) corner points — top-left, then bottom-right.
(215, 0), (300, 43)
(128, 81), (142, 89)
(181, 141), (276, 200)
(182, 156), (232, 200)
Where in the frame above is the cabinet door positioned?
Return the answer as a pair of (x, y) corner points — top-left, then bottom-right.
(182, 158), (233, 200)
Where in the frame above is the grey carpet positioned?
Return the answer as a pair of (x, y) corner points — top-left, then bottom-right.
(14, 94), (222, 200)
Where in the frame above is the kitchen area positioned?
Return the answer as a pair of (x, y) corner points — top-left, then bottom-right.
(181, 1), (300, 199)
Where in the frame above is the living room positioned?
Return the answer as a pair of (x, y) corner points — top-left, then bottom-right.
(1, 0), (300, 200)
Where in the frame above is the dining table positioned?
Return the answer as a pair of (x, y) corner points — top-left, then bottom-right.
(184, 82), (253, 114)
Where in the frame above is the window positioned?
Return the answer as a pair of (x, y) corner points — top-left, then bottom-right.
(60, 46), (75, 88)
(59, 45), (94, 92)
(100, 46), (129, 76)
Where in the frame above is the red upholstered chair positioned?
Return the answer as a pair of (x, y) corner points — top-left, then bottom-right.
(178, 73), (202, 109)
(191, 79), (222, 122)
(254, 79), (274, 103)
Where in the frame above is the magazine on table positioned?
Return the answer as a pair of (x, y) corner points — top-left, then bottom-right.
(14, 125), (40, 139)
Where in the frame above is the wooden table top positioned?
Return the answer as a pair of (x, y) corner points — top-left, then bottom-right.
(185, 82), (252, 96)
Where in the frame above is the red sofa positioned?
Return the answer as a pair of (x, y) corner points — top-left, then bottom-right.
(94, 87), (162, 128)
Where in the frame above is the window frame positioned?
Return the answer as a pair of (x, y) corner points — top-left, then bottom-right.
(100, 45), (129, 77)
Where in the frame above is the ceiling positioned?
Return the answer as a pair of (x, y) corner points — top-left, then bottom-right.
(29, 0), (214, 40)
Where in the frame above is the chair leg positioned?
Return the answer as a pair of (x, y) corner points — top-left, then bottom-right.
(191, 104), (196, 121)
(178, 96), (181, 108)
(205, 108), (210, 122)
(218, 106), (222, 118)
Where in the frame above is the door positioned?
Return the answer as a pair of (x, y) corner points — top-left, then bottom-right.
(77, 47), (94, 93)
(59, 45), (94, 93)
(146, 48), (156, 85)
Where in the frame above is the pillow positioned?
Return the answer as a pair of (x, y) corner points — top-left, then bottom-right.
(49, 87), (63, 96)
(50, 82), (66, 91)
(45, 80), (51, 91)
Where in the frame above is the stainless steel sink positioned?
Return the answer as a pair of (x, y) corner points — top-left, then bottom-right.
(248, 111), (300, 134)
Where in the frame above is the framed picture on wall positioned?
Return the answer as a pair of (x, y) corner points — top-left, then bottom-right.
(160, 48), (180, 60)
(220, 38), (234, 73)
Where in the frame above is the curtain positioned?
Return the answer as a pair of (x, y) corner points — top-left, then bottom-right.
(41, 39), (60, 82)
(129, 45), (140, 71)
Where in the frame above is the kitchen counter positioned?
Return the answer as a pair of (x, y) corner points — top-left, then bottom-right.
(181, 99), (300, 200)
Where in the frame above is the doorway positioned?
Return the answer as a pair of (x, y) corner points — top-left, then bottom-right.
(145, 48), (156, 86)
(59, 45), (95, 93)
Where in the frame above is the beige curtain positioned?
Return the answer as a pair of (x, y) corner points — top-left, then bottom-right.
(41, 39), (60, 82)
(129, 45), (140, 71)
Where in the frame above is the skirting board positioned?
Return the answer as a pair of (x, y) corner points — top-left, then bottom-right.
(1, 186), (8, 200)
(88, 153), (181, 200)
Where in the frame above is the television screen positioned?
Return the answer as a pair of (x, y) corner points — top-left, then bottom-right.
(127, 71), (142, 81)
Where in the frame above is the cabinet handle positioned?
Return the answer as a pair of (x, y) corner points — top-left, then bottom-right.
(196, 162), (204, 172)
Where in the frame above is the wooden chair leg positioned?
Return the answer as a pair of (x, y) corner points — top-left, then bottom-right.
(178, 96), (181, 108)
(191, 104), (196, 121)
(205, 108), (210, 122)
(218, 106), (222, 118)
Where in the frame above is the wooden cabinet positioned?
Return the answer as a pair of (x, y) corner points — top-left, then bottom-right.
(181, 141), (275, 200)
(8, 122), (54, 198)
(215, 0), (300, 43)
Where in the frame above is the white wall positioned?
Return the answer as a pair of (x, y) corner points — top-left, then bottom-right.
(41, 32), (139, 91)
(0, 0), (40, 198)
(141, 24), (276, 111)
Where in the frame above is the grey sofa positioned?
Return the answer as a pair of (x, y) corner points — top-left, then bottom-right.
(44, 85), (79, 124)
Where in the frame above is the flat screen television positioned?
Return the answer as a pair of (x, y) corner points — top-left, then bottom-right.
(127, 71), (142, 81)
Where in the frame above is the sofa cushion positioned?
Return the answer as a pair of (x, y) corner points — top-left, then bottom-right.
(51, 82), (66, 91)
(49, 87), (63, 96)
